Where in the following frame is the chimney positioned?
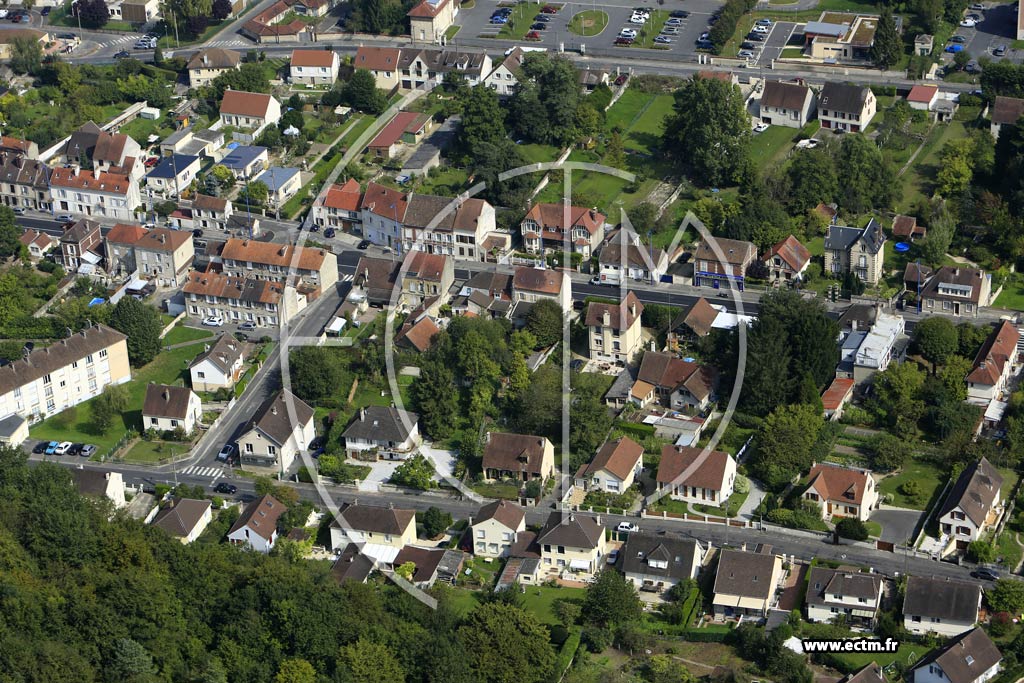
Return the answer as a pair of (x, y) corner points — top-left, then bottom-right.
(278, 245), (287, 256)
(629, 301), (636, 317)
(271, 404), (277, 415)
(162, 388), (169, 401)
(93, 168), (101, 179)
(596, 514), (602, 525)
(602, 309), (610, 326)
(360, 408), (366, 421)
(203, 53), (209, 66)
(73, 167), (80, 177)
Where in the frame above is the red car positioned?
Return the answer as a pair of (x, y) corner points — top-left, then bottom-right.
(144, 156), (159, 167)
(540, 4), (559, 13)
(614, 37), (634, 45)
(614, 74), (628, 85)
(525, 30), (542, 40)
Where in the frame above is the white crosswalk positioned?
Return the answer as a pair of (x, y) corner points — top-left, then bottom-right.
(341, 273), (353, 282)
(180, 465), (224, 479)
(206, 39), (250, 48)
(98, 34), (143, 48)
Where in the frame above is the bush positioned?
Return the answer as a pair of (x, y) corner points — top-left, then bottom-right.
(835, 517), (869, 541)
(581, 626), (612, 653)
(549, 624), (569, 646)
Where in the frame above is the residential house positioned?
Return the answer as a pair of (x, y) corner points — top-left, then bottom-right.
(671, 297), (719, 341)
(824, 218), (886, 284)
(255, 167), (302, 209)
(57, 124), (144, 182)
(353, 46), (402, 91)
(908, 84), (940, 112)
(408, 0), (457, 44)
(134, 228), (194, 287)
(618, 534), (705, 593)
(398, 48), (492, 89)
(219, 91), (282, 143)
(536, 511), (607, 574)
(18, 229), (56, 261)
(759, 80), (817, 128)
(0, 136), (38, 158)
(59, 218), (103, 273)
(712, 545), (784, 617)
(367, 111), (432, 159)
(990, 96), (1024, 140)
(189, 48), (242, 87)
(0, 153), (51, 212)
(511, 267), (571, 313)
(579, 69), (609, 92)
(521, 203), (606, 258)
(329, 503), (418, 561)
(915, 34), (934, 55)
(762, 234), (811, 283)
(392, 546), (465, 588)
(145, 154), (200, 198)
(892, 214), (926, 241)
(919, 266), (993, 317)
(598, 233), (668, 285)
(70, 469), (126, 509)
(657, 445), (737, 507)
(400, 193), (496, 261)
(693, 236), (757, 291)
(482, 431), (555, 482)
(471, 499), (526, 558)
(401, 251), (454, 307)
(912, 629), (1002, 683)
(575, 436), (644, 494)
(189, 334), (245, 391)
(289, 48), (340, 85)
(803, 462), (879, 521)
(331, 543), (377, 584)
(805, 566), (884, 626)
(359, 181), (407, 248)
(142, 384), (202, 434)
(311, 178), (362, 232)
(632, 351), (717, 413)
(50, 167), (141, 222)
(966, 321), (1020, 405)
(104, 222), (148, 276)
(818, 82), (877, 132)
(227, 494), (286, 552)
(191, 194), (233, 231)
(395, 314), (441, 352)
(218, 145), (269, 180)
(220, 237), (339, 291)
(159, 127), (225, 157)
(850, 311), (905, 384)
(342, 406), (421, 461)
(0, 324), (129, 422)
(236, 389), (316, 473)
(821, 376), (856, 421)
(903, 576), (981, 637)
(353, 256), (403, 308)
(183, 270), (304, 327)
(803, 13), (882, 62)
(151, 498), (213, 544)
(938, 457), (1003, 546)
(484, 47), (525, 97)
(585, 292), (645, 365)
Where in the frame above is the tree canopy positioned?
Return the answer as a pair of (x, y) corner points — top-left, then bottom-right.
(109, 297), (162, 367)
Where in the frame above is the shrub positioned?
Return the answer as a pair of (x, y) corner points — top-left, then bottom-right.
(549, 624), (569, 646)
(835, 517), (869, 541)
(581, 626), (611, 653)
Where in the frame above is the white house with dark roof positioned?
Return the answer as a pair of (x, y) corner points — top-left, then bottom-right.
(227, 493), (286, 553)
(142, 384), (202, 434)
(759, 80), (817, 128)
(236, 389), (315, 473)
(712, 545), (783, 617)
(189, 334), (245, 391)
(912, 628), (1001, 683)
(151, 498), (213, 544)
(805, 566), (884, 626)
(472, 499), (526, 558)
(818, 82), (877, 132)
(482, 431), (555, 482)
(825, 218), (886, 284)
(536, 511), (607, 575)
(598, 229), (668, 285)
(70, 469), (126, 509)
(619, 534), (705, 593)
(903, 576), (981, 637)
(342, 405), (420, 461)
(990, 96), (1024, 140)
(938, 457), (1003, 546)
(656, 445), (736, 507)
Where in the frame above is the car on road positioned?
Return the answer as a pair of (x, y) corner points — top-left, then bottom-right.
(960, 18), (977, 26)
(55, 213), (74, 223)
(970, 2), (985, 8)
(217, 444), (234, 462)
(669, 10), (688, 17)
(973, 567), (1000, 581)
(357, 239), (371, 249)
(614, 74), (628, 85)
(525, 30), (542, 40)
(114, 50), (131, 59)
(44, 441), (59, 455)
(530, 22), (547, 30)
(949, 34), (967, 42)
(214, 482), (238, 495)
(654, 35), (672, 43)
(994, 44), (1007, 56)
(945, 43), (964, 52)
(17, 15), (29, 23)
(738, 49), (754, 58)
(753, 122), (769, 133)
(614, 36), (634, 45)
(238, 322), (256, 332)
(31, 441), (47, 454)
(81, 445), (97, 458)
(53, 442), (72, 455)
(202, 316), (224, 327)
(752, 24), (770, 33)
(616, 522), (640, 533)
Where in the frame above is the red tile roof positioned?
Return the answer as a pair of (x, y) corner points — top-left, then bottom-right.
(821, 377), (855, 412)
(106, 223), (149, 245)
(891, 214), (921, 238)
(290, 49), (337, 68)
(321, 178), (362, 211)
(806, 463), (872, 506)
(907, 84), (938, 104)
(50, 167), (132, 194)
(579, 437), (643, 481)
(408, 0), (450, 17)
(524, 203), (605, 235)
(966, 320), (1019, 386)
(657, 446), (732, 491)
(360, 181), (408, 220)
(221, 237), (328, 271)
(368, 112), (420, 150)
(763, 234), (810, 272)
(220, 90), (276, 119)
(396, 316), (440, 352)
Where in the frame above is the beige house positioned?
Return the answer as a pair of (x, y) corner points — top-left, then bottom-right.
(135, 228), (195, 288)
(656, 446), (736, 507)
(759, 80), (817, 128)
(18, 229), (57, 262)
(511, 267), (571, 313)
(142, 384), (202, 435)
(472, 499), (526, 558)
(329, 503), (418, 559)
(237, 389), (316, 474)
(575, 436), (644, 494)
(521, 203), (605, 258)
(919, 266), (993, 317)
(220, 237), (339, 292)
(0, 324), (129, 422)
(151, 498), (213, 544)
(482, 431), (555, 482)
(824, 219), (886, 284)
(803, 462), (879, 522)
(187, 48), (242, 88)
(408, 0), (457, 44)
(353, 46), (402, 91)
(484, 47), (525, 97)
(289, 49), (340, 85)
(191, 194), (233, 231)
(184, 270), (306, 328)
(585, 292), (645, 366)
(819, 82), (877, 132)
(401, 251), (454, 307)
(712, 546), (784, 617)
(536, 511), (607, 575)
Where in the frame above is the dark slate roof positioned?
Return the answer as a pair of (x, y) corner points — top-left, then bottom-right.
(937, 457), (1003, 527)
(242, 389), (314, 446)
(342, 405), (418, 443)
(189, 334), (244, 375)
(227, 493), (286, 541)
(142, 384), (194, 420)
(903, 576), (980, 623)
(151, 498), (211, 537)
(619, 533), (702, 581)
(713, 548), (777, 600)
(911, 629), (1001, 683)
(761, 80), (812, 111)
(536, 512), (603, 550)
(820, 82), (870, 115)
(0, 413), (25, 439)
(825, 219), (885, 255)
(148, 154), (199, 179)
(331, 543), (376, 583)
(805, 566), (882, 608)
(841, 663), (886, 683)
(336, 502), (416, 535)
(474, 499), (525, 530)
(70, 469), (115, 497)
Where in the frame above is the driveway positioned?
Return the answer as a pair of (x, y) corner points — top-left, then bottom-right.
(873, 506), (924, 545)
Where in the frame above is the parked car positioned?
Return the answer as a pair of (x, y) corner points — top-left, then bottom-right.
(67, 443), (83, 455)
(614, 74), (628, 85)
(966, 59), (981, 72)
(525, 30), (542, 40)
(695, 39), (713, 49)
(741, 41), (756, 49)
(959, 18), (977, 26)
(202, 316), (224, 327)
(669, 9), (688, 17)
(324, 227), (336, 238)
(534, 14), (551, 21)
(738, 49), (754, 58)
(970, 2), (985, 8)
(55, 213), (74, 222)
(217, 444), (234, 462)
(747, 32), (766, 41)
(654, 35), (672, 44)
(530, 22), (548, 30)
(81, 445), (97, 458)
(31, 441), (47, 454)
(945, 43), (964, 52)
(614, 36), (634, 45)
(994, 44), (1007, 56)
(661, 26), (679, 34)
(540, 4), (559, 12)
(11, 207), (24, 215)
(698, 31), (709, 40)
(665, 17), (683, 25)
(755, 18), (773, 25)
(616, 522), (640, 533)
(44, 441), (59, 455)
(606, 549), (620, 564)
(114, 50), (131, 59)
(753, 122), (770, 132)
(144, 156), (159, 167)
(41, 6), (50, 14)
(569, 358), (585, 372)
(214, 483), (238, 495)
(53, 442), (72, 455)
(619, 28), (637, 37)
(357, 239), (371, 249)
(949, 34), (967, 42)
(752, 24), (770, 33)
(973, 567), (1000, 581)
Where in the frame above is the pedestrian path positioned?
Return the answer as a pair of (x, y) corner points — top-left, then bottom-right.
(96, 34), (143, 49)
(180, 465), (224, 480)
(205, 38), (250, 48)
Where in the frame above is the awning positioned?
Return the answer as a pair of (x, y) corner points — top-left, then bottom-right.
(569, 559), (590, 571)
(326, 317), (346, 333)
(81, 250), (102, 265)
(985, 400), (1008, 423)
(359, 543), (400, 564)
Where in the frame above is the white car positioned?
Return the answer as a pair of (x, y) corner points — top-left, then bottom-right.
(619, 28), (637, 37)
(202, 316), (224, 327)
(654, 35), (673, 43)
(629, 15), (646, 24)
(796, 138), (820, 149)
(0, 10), (9, 18)
(960, 18), (977, 26)
(54, 442), (73, 455)
(606, 549), (620, 565)
(616, 522), (640, 533)
(752, 24), (770, 33)
(753, 122), (769, 133)
(738, 49), (755, 58)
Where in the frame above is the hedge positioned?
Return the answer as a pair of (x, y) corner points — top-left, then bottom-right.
(709, 0), (758, 54)
(554, 626), (582, 678)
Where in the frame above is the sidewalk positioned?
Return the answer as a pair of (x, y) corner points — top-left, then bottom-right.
(738, 477), (767, 521)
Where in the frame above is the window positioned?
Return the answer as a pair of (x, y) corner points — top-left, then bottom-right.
(197, 371), (205, 379)
(99, 349), (107, 359)
(245, 443), (254, 453)
(43, 374), (51, 384)
(268, 445), (277, 456)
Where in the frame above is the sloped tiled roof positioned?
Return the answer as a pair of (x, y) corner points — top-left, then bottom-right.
(806, 463), (873, 506)
(290, 49), (337, 68)
(761, 80), (812, 111)
(320, 178), (362, 211)
(763, 234), (810, 272)
(189, 334), (244, 375)
(903, 575), (980, 623)
(242, 389), (314, 446)
(524, 203), (605, 234)
(220, 90), (276, 118)
(188, 47), (241, 70)
(474, 499), (525, 530)
(992, 96), (1024, 126)
(151, 498), (211, 538)
(579, 437), (643, 481)
(912, 629), (1001, 683)
(228, 494), (286, 541)
(938, 457), (1003, 526)
(536, 511), (603, 550)
(966, 321), (1019, 386)
(143, 384), (195, 419)
(657, 446), (731, 490)
(483, 432), (549, 475)
(584, 292), (643, 332)
(221, 237), (328, 271)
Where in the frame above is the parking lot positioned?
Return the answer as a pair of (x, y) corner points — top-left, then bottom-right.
(459, 0), (725, 57)
(940, 1), (1023, 66)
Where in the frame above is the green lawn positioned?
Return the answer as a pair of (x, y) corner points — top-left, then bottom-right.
(877, 459), (945, 510)
(470, 480), (521, 499)
(120, 116), (177, 146)
(163, 324), (214, 347)
(864, 520), (882, 538)
(605, 89), (651, 131)
(445, 25), (461, 39)
(521, 585), (587, 625)
(496, 2), (544, 39)
(693, 489), (749, 518)
(994, 272), (1024, 311)
(416, 166), (470, 196)
(651, 497), (689, 514)
(518, 142), (562, 164)
(749, 126), (798, 171)
(898, 120), (968, 212)
(30, 343), (208, 457)
(831, 640), (923, 672)
(806, 236), (825, 257)
(122, 439), (189, 465)
(996, 529), (1023, 571)
(569, 9), (608, 36)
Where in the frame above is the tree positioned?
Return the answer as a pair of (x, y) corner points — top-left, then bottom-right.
(212, 0), (232, 19)
(871, 8), (902, 68)
(390, 454), (435, 490)
(526, 299), (564, 348)
(458, 603), (555, 683)
(872, 362), (926, 433)
(663, 75), (751, 186)
(967, 539), (996, 563)
(109, 297), (162, 367)
(937, 138), (976, 196)
(953, 49), (972, 72)
(570, 394), (613, 465)
(752, 403), (823, 488)
(9, 35), (42, 75)
(238, 180), (269, 208)
(0, 206), (20, 259)
(274, 659), (316, 683)
(835, 517), (869, 541)
(582, 568), (643, 627)
(77, 0), (110, 29)
(605, 130), (626, 169)
(421, 506), (452, 538)
(937, 355), (972, 402)
(153, 44), (163, 66)
(837, 135), (895, 212)
(786, 148), (838, 214)
(343, 69), (387, 114)
(338, 638), (406, 683)
(914, 316), (958, 373)
(104, 638), (156, 683)
(411, 361), (459, 439)
(988, 579), (1024, 614)
(288, 347), (346, 402)
(279, 109), (305, 132)
(644, 655), (695, 683)
(869, 433), (907, 472)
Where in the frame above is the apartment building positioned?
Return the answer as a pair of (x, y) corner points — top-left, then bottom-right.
(0, 152), (51, 212)
(134, 228), (195, 287)
(105, 222), (148, 277)
(220, 237), (338, 291)
(0, 324), (130, 422)
(183, 270), (305, 327)
(50, 167), (141, 222)
(585, 292), (645, 365)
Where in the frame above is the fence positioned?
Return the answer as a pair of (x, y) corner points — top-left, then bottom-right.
(158, 311), (187, 340)
(641, 509), (754, 528)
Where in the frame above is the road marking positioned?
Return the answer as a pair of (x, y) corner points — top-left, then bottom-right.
(341, 273), (353, 282)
